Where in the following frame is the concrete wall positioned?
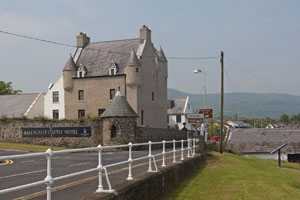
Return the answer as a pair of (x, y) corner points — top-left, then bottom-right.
(85, 154), (205, 200)
(0, 119), (102, 148)
(136, 127), (186, 143)
(44, 76), (65, 119)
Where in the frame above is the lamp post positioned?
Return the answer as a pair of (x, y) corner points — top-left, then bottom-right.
(232, 102), (240, 129)
(193, 69), (206, 108)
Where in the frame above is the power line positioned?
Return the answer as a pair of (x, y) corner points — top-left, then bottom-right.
(0, 30), (219, 60)
(225, 54), (300, 106)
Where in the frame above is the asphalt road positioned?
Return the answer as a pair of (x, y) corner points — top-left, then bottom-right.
(0, 147), (189, 200)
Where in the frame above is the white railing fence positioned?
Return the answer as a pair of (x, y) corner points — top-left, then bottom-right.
(0, 138), (196, 200)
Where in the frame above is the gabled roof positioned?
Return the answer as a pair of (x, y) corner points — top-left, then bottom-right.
(228, 129), (300, 153)
(0, 93), (41, 118)
(76, 38), (141, 77)
(168, 98), (187, 114)
(100, 91), (138, 118)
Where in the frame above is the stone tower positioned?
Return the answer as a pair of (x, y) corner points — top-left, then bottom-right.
(100, 91), (138, 146)
(63, 55), (77, 91)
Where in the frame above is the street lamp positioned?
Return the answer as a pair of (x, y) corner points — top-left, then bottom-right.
(193, 69), (206, 108)
(232, 102), (240, 129)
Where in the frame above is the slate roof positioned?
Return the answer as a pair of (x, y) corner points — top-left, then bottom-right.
(127, 49), (140, 66)
(167, 98), (186, 114)
(63, 55), (77, 71)
(0, 93), (40, 118)
(100, 91), (138, 118)
(76, 38), (141, 77)
(227, 129), (300, 153)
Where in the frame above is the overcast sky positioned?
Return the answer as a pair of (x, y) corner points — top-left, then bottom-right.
(1, 0), (299, 96)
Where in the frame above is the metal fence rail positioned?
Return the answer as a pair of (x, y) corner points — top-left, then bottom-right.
(0, 138), (196, 200)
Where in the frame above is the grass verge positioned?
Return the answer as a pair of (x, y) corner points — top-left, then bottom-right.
(164, 152), (300, 200)
(0, 142), (68, 152)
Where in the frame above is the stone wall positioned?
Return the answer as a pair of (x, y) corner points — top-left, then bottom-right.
(0, 119), (102, 148)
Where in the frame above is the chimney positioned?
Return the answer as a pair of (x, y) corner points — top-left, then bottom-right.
(76, 32), (90, 48)
(139, 25), (151, 41)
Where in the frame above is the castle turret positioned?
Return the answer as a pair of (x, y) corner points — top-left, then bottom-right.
(63, 55), (77, 91)
(125, 49), (141, 87)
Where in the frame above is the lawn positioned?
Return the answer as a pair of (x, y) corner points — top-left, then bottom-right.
(0, 142), (68, 152)
(164, 152), (300, 200)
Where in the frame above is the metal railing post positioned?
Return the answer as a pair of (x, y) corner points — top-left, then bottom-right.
(192, 138), (196, 156)
(147, 141), (152, 172)
(187, 139), (191, 157)
(181, 139), (184, 161)
(127, 142), (133, 180)
(173, 140), (176, 163)
(162, 140), (166, 167)
(45, 149), (53, 200)
(96, 145), (103, 192)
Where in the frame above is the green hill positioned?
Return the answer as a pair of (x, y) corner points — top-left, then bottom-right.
(168, 88), (300, 119)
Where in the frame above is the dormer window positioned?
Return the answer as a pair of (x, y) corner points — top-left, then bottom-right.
(77, 64), (87, 78)
(109, 61), (118, 76)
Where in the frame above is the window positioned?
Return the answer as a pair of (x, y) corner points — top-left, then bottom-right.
(110, 89), (115, 100)
(78, 109), (85, 118)
(111, 125), (117, 138)
(98, 109), (105, 117)
(78, 90), (84, 100)
(176, 114), (181, 123)
(136, 68), (139, 72)
(53, 110), (59, 119)
(79, 72), (83, 78)
(167, 115), (169, 123)
(53, 91), (59, 103)
(109, 61), (118, 75)
(77, 65), (87, 78)
(141, 110), (144, 125)
(152, 92), (154, 102)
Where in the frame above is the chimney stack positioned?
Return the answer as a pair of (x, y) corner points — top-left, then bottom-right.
(76, 32), (90, 48)
(139, 25), (151, 41)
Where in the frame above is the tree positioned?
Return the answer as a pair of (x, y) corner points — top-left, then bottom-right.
(279, 114), (289, 124)
(0, 81), (22, 95)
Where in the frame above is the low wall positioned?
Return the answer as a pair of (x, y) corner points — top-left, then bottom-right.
(84, 154), (205, 200)
(0, 119), (102, 148)
(136, 127), (186, 142)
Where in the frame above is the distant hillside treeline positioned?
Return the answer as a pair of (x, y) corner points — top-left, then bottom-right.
(167, 88), (300, 119)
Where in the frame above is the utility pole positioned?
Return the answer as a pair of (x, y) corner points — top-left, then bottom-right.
(220, 51), (224, 154)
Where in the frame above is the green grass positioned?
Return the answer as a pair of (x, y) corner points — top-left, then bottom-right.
(0, 142), (68, 152)
(164, 152), (300, 200)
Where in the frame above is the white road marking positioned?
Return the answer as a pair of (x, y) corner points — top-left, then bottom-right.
(0, 169), (46, 179)
(21, 160), (34, 163)
(68, 162), (91, 167)
(104, 157), (123, 161)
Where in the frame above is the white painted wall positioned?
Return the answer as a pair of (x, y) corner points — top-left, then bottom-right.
(44, 76), (65, 119)
(168, 96), (193, 130)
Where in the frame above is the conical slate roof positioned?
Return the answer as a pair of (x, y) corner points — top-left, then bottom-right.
(157, 47), (167, 62)
(100, 91), (138, 118)
(63, 55), (77, 71)
(127, 49), (140, 66)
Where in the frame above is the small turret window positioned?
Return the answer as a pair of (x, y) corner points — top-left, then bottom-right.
(109, 61), (118, 76)
(111, 125), (117, 138)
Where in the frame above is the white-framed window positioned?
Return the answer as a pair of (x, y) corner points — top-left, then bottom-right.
(77, 64), (87, 78)
(109, 61), (118, 76)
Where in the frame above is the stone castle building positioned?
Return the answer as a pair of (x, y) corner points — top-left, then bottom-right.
(44, 26), (168, 128)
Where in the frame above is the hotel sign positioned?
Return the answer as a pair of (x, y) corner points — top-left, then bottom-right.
(22, 127), (91, 138)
